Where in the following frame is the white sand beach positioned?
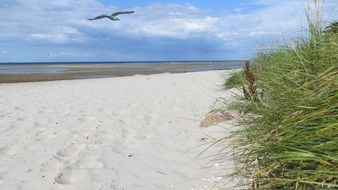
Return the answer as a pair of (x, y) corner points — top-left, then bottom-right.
(0, 71), (238, 190)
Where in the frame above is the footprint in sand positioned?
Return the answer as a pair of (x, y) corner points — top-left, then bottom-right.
(0, 175), (5, 185)
(76, 156), (104, 169)
(34, 122), (40, 127)
(0, 146), (9, 156)
(34, 127), (47, 140)
(0, 145), (18, 156)
(99, 182), (122, 190)
(54, 167), (87, 184)
(56, 143), (85, 158)
(40, 157), (64, 172)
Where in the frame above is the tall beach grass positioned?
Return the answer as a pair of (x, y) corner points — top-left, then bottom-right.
(224, 1), (338, 189)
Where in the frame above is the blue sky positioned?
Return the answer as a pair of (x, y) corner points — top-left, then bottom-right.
(0, 0), (336, 62)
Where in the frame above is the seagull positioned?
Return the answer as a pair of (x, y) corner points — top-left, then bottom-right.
(88, 11), (134, 21)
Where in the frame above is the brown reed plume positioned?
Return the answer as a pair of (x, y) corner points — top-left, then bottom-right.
(243, 61), (259, 101)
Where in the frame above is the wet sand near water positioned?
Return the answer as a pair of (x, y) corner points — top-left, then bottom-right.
(0, 62), (243, 83)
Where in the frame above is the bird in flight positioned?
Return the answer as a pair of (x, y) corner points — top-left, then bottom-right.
(89, 11), (134, 21)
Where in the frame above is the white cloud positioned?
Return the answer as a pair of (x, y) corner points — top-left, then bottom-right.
(0, 0), (103, 42)
(28, 26), (87, 44)
(249, 31), (267, 36)
(233, 7), (245, 13)
(76, 4), (220, 38)
(129, 16), (221, 38)
(48, 51), (92, 57)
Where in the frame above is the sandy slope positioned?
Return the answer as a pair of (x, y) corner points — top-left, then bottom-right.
(0, 71), (238, 190)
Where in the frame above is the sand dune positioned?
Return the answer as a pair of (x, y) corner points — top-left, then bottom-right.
(0, 71), (239, 190)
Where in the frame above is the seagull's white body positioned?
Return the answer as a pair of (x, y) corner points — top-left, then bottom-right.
(89, 11), (134, 21)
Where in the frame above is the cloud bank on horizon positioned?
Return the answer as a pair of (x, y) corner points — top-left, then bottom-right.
(0, 0), (336, 62)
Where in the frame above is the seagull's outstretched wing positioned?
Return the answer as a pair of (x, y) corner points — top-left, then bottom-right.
(111, 11), (134, 17)
(88, 14), (109, 20)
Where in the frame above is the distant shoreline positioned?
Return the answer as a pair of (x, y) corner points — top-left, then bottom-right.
(0, 61), (244, 83)
(0, 60), (247, 65)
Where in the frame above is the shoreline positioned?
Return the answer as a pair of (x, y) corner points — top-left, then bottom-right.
(0, 69), (237, 84)
(0, 69), (231, 83)
(0, 62), (243, 83)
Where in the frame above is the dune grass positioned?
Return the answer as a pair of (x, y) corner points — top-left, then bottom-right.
(225, 3), (338, 189)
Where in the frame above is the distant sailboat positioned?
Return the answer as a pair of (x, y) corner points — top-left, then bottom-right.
(88, 11), (134, 21)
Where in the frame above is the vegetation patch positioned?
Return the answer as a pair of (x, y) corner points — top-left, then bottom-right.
(226, 3), (338, 189)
